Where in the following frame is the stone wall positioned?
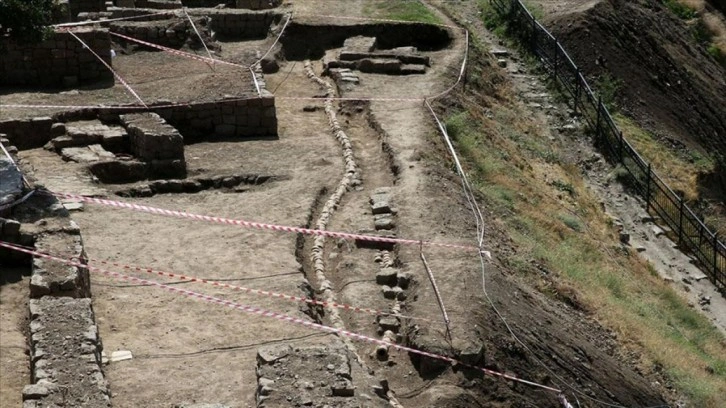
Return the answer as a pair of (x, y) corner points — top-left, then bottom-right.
(206, 9), (279, 39)
(25, 297), (110, 407)
(1, 128), (110, 408)
(1, 93), (278, 150)
(135, 0), (182, 9)
(69, 0), (106, 20)
(104, 7), (281, 39)
(0, 28), (113, 88)
(156, 92), (277, 140)
(234, 0), (281, 9)
(0, 118), (54, 150)
(110, 16), (214, 50)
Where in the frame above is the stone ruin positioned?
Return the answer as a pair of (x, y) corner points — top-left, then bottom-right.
(0, 28), (113, 88)
(324, 35), (431, 85)
(1, 134), (110, 407)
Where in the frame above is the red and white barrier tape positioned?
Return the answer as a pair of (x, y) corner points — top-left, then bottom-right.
(0, 241), (561, 394)
(53, 11), (176, 28)
(65, 29), (148, 108)
(48, 192), (481, 253)
(110, 31), (243, 68)
(5, 241), (437, 324)
(182, 8), (215, 69)
(250, 13), (292, 68)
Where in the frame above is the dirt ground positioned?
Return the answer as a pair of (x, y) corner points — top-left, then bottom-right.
(3, 1), (722, 407)
(0, 267), (31, 408)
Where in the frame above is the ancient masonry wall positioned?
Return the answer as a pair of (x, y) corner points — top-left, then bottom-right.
(0, 93), (278, 149)
(105, 7), (281, 39)
(109, 17), (214, 49)
(0, 28), (113, 88)
(0, 138), (110, 407)
(69, 0), (106, 20)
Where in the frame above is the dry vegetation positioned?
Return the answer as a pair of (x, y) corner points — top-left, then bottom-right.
(437, 2), (726, 405)
(671, 0), (726, 64)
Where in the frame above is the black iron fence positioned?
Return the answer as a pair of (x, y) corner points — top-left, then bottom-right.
(490, 0), (726, 292)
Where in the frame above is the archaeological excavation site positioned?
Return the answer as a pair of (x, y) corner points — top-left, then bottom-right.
(2, 0), (725, 407)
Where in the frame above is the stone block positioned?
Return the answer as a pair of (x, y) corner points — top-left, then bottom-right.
(375, 267), (398, 285)
(121, 113), (185, 161)
(31, 232), (90, 298)
(358, 58), (402, 74)
(343, 36), (377, 53)
(0, 157), (23, 208)
(215, 124), (236, 137)
(88, 159), (147, 183)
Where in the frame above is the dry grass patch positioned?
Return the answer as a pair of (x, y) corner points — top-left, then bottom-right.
(443, 89), (726, 408)
(615, 114), (714, 201)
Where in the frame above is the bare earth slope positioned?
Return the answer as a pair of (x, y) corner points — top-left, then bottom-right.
(542, 0), (726, 185)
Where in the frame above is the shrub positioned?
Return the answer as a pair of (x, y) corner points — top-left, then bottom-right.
(0, 0), (54, 43)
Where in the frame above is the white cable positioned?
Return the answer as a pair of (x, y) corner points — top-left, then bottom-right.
(182, 8), (215, 70)
(66, 29), (148, 108)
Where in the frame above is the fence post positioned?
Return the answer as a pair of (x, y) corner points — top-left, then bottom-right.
(714, 233), (719, 276)
(553, 41), (559, 81)
(678, 196), (684, 246)
(574, 69), (581, 114)
(595, 96), (602, 137)
(645, 163), (651, 213)
(530, 16), (537, 53)
(618, 131), (624, 162)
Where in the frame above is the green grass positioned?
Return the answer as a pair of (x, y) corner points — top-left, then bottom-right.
(707, 43), (726, 67)
(363, 0), (442, 25)
(594, 73), (622, 112)
(664, 0), (698, 20)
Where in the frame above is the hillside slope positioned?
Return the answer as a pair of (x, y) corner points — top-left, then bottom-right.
(542, 0), (726, 190)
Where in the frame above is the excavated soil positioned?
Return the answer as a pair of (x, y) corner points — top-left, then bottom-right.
(1, 1), (700, 407)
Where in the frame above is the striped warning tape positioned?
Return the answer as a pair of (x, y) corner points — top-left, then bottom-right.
(110, 31), (244, 68)
(53, 11), (177, 28)
(4, 241), (437, 324)
(0, 241), (561, 394)
(48, 191), (482, 253)
(65, 29), (148, 108)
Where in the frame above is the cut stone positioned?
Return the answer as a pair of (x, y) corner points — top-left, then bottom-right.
(400, 64), (427, 75)
(343, 36), (377, 53)
(109, 350), (133, 362)
(257, 344), (291, 365)
(330, 380), (355, 397)
(397, 272), (412, 289)
(0, 156), (23, 207)
(374, 214), (395, 230)
(375, 268), (398, 285)
(378, 317), (400, 332)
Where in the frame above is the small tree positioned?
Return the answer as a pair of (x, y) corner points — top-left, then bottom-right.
(0, 0), (54, 43)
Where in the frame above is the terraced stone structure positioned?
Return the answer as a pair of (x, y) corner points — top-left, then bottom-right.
(0, 28), (113, 88)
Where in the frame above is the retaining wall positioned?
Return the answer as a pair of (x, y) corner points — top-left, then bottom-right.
(25, 297), (110, 407)
(110, 16), (213, 50)
(0, 93), (278, 149)
(1, 118), (109, 408)
(69, 0), (106, 20)
(0, 28), (113, 88)
(104, 7), (281, 39)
